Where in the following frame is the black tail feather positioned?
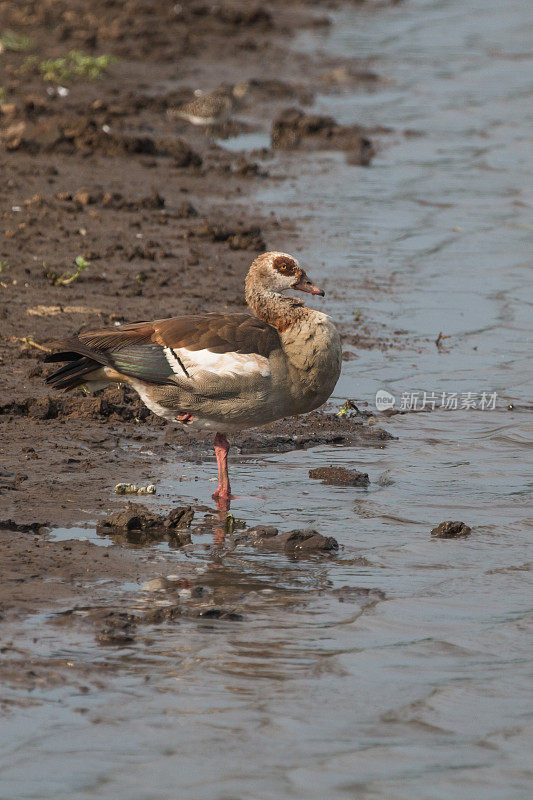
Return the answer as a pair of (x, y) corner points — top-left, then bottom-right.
(45, 355), (102, 391)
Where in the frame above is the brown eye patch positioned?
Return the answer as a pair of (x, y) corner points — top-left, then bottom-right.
(272, 255), (299, 276)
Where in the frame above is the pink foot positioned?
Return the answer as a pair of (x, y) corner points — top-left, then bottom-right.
(213, 432), (231, 507)
(212, 487), (232, 500)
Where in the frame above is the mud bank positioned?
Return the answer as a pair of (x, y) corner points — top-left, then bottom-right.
(0, 0), (389, 529)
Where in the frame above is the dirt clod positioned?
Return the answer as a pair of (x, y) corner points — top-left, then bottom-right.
(238, 525), (338, 555)
(431, 521), (472, 539)
(96, 502), (194, 546)
(309, 466), (370, 487)
(271, 107), (375, 164)
(96, 503), (164, 534)
(164, 506), (195, 529)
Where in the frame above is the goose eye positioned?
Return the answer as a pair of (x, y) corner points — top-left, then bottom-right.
(279, 265), (287, 270)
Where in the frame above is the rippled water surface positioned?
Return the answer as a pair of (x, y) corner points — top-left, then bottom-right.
(2, 1), (532, 798)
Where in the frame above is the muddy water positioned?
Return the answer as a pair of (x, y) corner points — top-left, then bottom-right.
(3, 1), (532, 798)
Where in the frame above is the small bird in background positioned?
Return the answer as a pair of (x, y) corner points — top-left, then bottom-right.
(167, 82), (249, 129)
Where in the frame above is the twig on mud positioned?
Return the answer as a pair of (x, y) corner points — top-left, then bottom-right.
(11, 335), (52, 353)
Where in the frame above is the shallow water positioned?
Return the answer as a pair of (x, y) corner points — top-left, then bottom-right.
(2, 0), (532, 798)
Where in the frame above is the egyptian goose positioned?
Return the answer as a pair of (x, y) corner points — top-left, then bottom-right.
(45, 252), (342, 500)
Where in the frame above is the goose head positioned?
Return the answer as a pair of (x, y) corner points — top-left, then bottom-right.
(246, 251), (325, 297)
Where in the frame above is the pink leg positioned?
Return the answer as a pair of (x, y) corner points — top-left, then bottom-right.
(212, 432), (231, 501)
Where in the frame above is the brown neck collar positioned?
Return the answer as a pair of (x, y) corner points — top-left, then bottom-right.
(245, 286), (309, 333)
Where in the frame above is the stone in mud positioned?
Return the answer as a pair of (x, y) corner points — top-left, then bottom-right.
(134, 190), (165, 209)
(346, 138), (376, 166)
(245, 77), (314, 104)
(228, 227), (265, 250)
(213, 5), (273, 29)
(233, 157), (266, 178)
(431, 521), (472, 539)
(159, 137), (202, 168)
(309, 466), (370, 487)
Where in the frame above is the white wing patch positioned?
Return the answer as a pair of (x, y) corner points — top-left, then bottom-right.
(164, 347), (270, 380)
(164, 347), (190, 377)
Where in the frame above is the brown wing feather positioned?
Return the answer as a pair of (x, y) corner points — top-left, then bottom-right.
(48, 314), (281, 367)
(153, 313), (281, 357)
(46, 313), (281, 391)
(79, 321), (156, 351)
